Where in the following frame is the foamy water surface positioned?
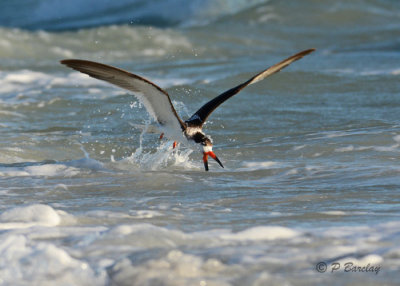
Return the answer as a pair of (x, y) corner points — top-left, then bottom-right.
(1, 0), (400, 285)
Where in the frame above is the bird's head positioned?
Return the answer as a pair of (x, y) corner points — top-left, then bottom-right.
(200, 137), (224, 172)
(186, 129), (224, 171)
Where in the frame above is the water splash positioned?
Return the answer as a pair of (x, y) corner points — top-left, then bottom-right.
(113, 121), (196, 171)
(131, 141), (194, 171)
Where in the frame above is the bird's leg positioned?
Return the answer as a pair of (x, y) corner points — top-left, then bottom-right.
(159, 133), (176, 148)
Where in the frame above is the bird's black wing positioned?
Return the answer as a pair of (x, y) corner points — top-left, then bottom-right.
(60, 59), (186, 133)
(185, 48), (315, 127)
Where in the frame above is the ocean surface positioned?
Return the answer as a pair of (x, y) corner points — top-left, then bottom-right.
(1, 0), (400, 285)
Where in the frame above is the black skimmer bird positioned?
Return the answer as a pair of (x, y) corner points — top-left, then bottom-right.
(61, 48), (315, 171)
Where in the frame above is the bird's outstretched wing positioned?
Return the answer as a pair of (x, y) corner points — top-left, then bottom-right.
(185, 48), (315, 127)
(60, 59), (186, 133)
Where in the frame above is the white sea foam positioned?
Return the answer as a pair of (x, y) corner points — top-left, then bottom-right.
(335, 254), (383, 265)
(0, 204), (61, 228)
(110, 251), (229, 286)
(361, 69), (400, 76)
(0, 110), (27, 118)
(0, 70), (49, 95)
(334, 144), (398, 153)
(240, 161), (279, 171)
(0, 64), (195, 102)
(220, 226), (299, 241)
(86, 210), (132, 219)
(285, 168), (298, 175)
(130, 210), (164, 219)
(320, 211), (346, 216)
(335, 145), (355, 152)
(0, 235), (106, 285)
(373, 145), (399, 152)
(86, 209), (163, 220)
(0, 70), (122, 102)
(3, 70), (49, 84)
(0, 163), (80, 177)
(393, 135), (400, 143)
(0, 156), (107, 178)
(0, 203), (398, 286)
(324, 131), (349, 138)
(292, 144), (306, 151)
(327, 68), (400, 76)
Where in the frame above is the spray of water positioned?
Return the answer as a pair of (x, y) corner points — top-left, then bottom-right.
(115, 120), (196, 171)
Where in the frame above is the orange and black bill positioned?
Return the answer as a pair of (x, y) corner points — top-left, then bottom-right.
(203, 151), (224, 171)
